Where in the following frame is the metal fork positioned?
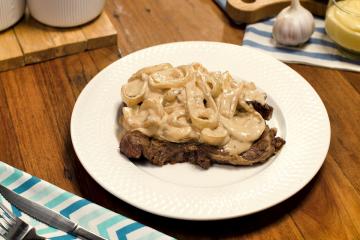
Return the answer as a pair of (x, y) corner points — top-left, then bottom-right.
(0, 202), (45, 240)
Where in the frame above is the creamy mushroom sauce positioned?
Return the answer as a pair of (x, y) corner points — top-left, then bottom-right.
(121, 63), (267, 156)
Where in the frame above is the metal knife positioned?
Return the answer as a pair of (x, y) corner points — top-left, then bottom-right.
(0, 184), (106, 240)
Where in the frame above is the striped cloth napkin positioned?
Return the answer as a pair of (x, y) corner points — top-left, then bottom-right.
(214, 0), (360, 72)
(0, 162), (174, 240)
(243, 18), (360, 72)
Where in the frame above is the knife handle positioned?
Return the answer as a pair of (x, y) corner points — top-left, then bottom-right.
(72, 226), (106, 240)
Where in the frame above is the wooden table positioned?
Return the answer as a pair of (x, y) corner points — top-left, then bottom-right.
(1, 1), (360, 239)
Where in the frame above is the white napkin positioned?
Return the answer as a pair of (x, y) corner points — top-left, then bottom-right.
(242, 17), (360, 72)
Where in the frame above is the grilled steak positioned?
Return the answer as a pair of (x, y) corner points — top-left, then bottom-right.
(120, 126), (285, 169)
(248, 101), (273, 120)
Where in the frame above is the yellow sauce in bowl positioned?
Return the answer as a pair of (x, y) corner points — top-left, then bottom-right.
(325, 0), (360, 53)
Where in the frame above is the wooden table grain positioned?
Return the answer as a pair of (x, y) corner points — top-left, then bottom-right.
(1, 0), (360, 239)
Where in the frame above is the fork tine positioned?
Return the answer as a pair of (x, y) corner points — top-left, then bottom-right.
(0, 202), (17, 239)
(0, 202), (16, 221)
(0, 200), (44, 239)
(0, 211), (14, 226)
(0, 227), (7, 238)
(0, 220), (8, 231)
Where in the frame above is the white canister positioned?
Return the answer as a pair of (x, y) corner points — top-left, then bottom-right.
(0, 0), (26, 31)
(28, 0), (106, 27)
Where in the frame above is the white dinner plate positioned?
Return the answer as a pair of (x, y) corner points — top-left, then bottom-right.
(71, 41), (330, 220)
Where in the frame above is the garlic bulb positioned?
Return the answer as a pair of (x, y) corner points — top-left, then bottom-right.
(272, 0), (315, 46)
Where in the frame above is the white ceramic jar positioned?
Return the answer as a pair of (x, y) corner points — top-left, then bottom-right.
(0, 0), (26, 31)
(27, 0), (106, 27)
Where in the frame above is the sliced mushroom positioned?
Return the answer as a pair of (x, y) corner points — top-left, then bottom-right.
(161, 109), (192, 142)
(216, 76), (242, 118)
(208, 72), (222, 98)
(121, 79), (147, 107)
(196, 74), (218, 112)
(190, 108), (218, 130)
(221, 112), (265, 142)
(167, 109), (190, 128)
(200, 125), (229, 145)
(140, 99), (164, 128)
(149, 66), (191, 89)
(122, 106), (146, 130)
(129, 63), (173, 80)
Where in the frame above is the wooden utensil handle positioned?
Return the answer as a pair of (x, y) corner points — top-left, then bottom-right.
(226, 0), (327, 24)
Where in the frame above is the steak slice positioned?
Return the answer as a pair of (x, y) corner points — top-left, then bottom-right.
(120, 131), (150, 158)
(120, 126), (285, 169)
(204, 126), (284, 166)
(247, 101), (273, 120)
(120, 132), (212, 169)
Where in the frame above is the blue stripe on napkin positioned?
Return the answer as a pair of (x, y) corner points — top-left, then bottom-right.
(12, 205), (22, 217)
(60, 199), (91, 218)
(51, 235), (77, 240)
(261, 19), (326, 34)
(245, 27), (337, 48)
(214, 0), (226, 10)
(13, 176), (41, 194)
(1, 168), (23, 186)
(45, 192), (73, 208)
(0, 162), (174, 240)
(116, 222), (144, 239)
(97, 215), (126, 239)
(242, 40), (360, 65)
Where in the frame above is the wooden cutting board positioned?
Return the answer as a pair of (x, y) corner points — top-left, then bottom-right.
(0, 12), (117, 72)
(226, 0), (328, 24)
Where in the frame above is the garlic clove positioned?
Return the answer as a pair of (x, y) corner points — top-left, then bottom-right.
(272, 0), (315, 46)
